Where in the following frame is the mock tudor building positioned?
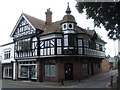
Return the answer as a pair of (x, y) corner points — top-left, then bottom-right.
(0, 42), (16, 80)
(10, 4), (106, 82)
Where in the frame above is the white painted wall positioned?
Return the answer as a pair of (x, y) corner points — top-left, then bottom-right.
(0, 42), (16, 80)
(118, 39), (120, 56)
(0, 42), (15, 64)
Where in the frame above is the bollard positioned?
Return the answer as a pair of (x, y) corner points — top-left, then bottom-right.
(110, 75), (113, 86)
(78, 77), (81, 83)
(60, 78), (64, 85)
(117, 76), (120, 90)
(117, 76), (119, 90)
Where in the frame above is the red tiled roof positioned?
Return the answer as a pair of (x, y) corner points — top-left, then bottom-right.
(23, 13), (45, 30)
(23, 13), (105, 44)
(41, 20), (63, 35)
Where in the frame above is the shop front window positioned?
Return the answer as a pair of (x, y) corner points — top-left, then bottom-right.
(9, 68), (12, 77)
(20, 66), (28, 77)
(5, 68), (8, 76)
(19, 61), (37, 79)
(44, 60), (56, 77)
(31, 65), (37, 78)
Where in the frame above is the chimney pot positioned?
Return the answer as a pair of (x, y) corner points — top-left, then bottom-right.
(45, 8), (52, 25)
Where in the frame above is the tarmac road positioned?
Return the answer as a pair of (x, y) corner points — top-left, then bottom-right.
(1, 69), (118, 89)
(1, 81), (42, 88)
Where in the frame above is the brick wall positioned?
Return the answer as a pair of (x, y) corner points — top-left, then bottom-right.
(40, 57), (103, 82)
(102, 58), (110, 72)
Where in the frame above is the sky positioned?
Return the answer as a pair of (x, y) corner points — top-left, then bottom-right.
(0, 0), (118, 57)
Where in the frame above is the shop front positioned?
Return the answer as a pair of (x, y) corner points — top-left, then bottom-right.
(17, 60), (37, 80)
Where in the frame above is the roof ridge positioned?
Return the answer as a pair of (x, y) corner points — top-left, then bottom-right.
(22, 13), (45, 23)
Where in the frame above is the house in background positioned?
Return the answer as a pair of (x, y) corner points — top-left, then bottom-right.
(118, 39), (120, 57)
(9, 4), (106, 82)
(0, 56), (1, 63)
(109, 57), (117, 70)
(0, 42), (16, 80)
(101, 58), (110, 72)
(0, 55), (2, 79)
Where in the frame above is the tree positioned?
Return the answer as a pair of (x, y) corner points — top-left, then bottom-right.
(76, 2), (120, 40)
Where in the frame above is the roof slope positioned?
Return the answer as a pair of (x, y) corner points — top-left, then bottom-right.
(10, 13), (106, 44)
(23, 13), (45, 30)
(41, 20), (63, 35)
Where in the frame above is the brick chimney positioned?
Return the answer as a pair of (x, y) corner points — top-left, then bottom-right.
(45, 8), (52, 25)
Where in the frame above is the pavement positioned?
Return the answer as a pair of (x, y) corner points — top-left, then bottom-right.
(2, 69), (118, 88)
(70, 69), (118, 88)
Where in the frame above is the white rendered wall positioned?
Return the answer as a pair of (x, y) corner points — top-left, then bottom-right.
(0, 43), (16, 80)
(0, 43), (15, 64)
(118, 39), (120, 56)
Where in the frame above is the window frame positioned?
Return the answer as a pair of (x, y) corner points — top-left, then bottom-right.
(44, 60), (56, 78)
(4, 50), (11, 60)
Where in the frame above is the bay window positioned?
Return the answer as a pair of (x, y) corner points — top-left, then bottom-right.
(78, 39), (83, 54)
(64, 34), (77, 47)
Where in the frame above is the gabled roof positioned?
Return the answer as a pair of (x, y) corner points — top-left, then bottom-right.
(77, 26), (87, 34)
(87, 30), (106, 44)
(86, 30), (95, 36)
(10, 13), (45, 37)
(0, 42), (14, 47)
(10, 12), (106, 44)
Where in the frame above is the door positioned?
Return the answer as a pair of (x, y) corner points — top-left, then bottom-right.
(91, 62), (94, 75)
(64, 63), (73, 80)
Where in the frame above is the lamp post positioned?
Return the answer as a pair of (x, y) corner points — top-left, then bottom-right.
(117, 57), (120, 89)
(118, 58), (120, 77)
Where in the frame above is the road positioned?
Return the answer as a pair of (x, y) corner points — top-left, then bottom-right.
(1, 69), (118, 88)
(1, 81), (42, 88)
(70, 69), (118, 88)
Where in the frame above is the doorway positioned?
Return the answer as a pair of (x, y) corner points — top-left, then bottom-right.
(91, 62), (94, 75)
(64, 63), (73, 80)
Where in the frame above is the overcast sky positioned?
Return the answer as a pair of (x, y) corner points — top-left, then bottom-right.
(0, 0), (118, 57)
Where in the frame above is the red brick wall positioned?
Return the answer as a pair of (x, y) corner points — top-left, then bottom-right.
(102, 58), (110, 72)
(57, 57), (82, 81)
(40, 57), (103, 82)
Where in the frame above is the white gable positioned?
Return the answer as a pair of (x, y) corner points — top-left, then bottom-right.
(10, 13), (36, 38)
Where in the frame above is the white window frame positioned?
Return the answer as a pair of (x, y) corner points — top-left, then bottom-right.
(3, 66), (12, 78)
